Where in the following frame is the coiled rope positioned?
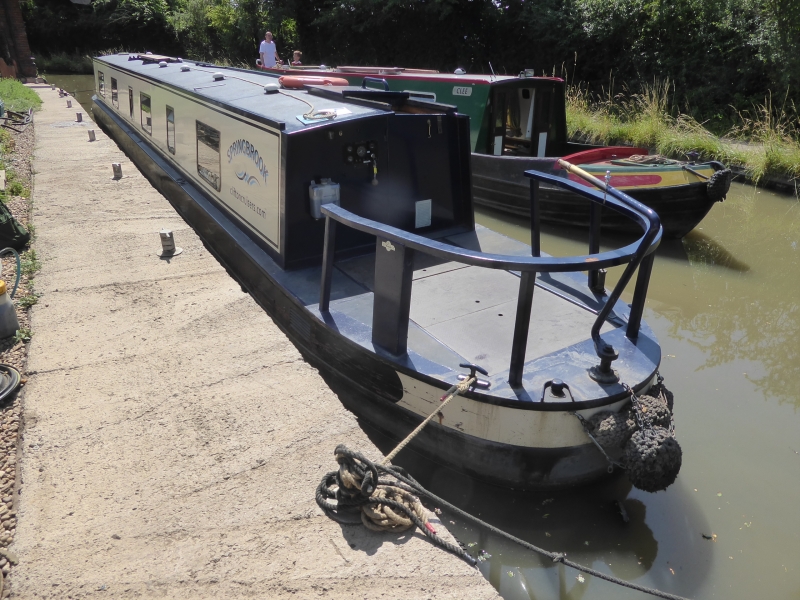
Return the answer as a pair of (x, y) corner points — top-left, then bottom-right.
(316, 375), (693, 600)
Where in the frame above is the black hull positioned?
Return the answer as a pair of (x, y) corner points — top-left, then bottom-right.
(93, 100), (632, 490)
(472, 153), (720, 239)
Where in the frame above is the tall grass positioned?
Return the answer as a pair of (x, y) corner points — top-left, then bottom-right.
(565, 80), (800, 182)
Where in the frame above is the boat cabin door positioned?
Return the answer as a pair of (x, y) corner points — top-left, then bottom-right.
(490, 86), (553, 157)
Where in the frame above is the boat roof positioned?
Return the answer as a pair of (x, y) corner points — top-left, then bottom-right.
(95, 53), (402, 134)
(267, 64), (564, 87)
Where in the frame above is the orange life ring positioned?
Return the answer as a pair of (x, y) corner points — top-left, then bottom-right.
(278, 75), (350, 89)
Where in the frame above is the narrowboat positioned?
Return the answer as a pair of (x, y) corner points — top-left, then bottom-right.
(92, 53), (673, 490)
(261, 64), (731, 238)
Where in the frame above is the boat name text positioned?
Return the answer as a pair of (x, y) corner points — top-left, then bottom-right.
(227, 139), (269, 184)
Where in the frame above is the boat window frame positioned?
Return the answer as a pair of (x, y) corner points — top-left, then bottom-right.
(128, 86), (134, 119)
(195, 120), (221, 192)
(166, 106), (176, 155)
(98, 71), (105, 97)
(111, 77), (118, 109)
(140, 92), (152, 135)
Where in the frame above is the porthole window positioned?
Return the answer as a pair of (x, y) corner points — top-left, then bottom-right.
(166, 106), (176, 155)
(196, 121), (221, 191)
(128, 86), (134, 118)
(98, 71), (105, 97)
(140, 93), (152, 135)
(111, 77), (118, 109)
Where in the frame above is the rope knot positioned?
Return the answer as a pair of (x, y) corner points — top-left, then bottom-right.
(552, 552), (567, 563)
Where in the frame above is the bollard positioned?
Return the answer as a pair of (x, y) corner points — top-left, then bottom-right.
(158, 229), (183, 258)
(76, 112), (82, 123)
(51, 84), (55, 90)
(88, 130), (96, 142)
(112, 163), (122, 179)
(66, 99), (72, 108)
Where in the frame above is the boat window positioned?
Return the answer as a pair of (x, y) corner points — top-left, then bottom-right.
(98, 71), (105, 97)
(196, 121), (221, 191)
(166, 106), (176, 154)
(140, 93), (152, 135)
(111, 77), (118, 109)
(128, 86), (134, 118)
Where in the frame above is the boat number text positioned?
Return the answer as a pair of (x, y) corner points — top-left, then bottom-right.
(452, 86), (472, 97)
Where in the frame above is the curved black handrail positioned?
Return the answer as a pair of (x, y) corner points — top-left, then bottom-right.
(530, 171), (662, 369)
(319, 170), (662, 385)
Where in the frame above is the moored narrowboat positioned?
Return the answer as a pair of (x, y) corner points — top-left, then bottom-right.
(92, 53), (678, 491)
(261, 63), (731, 238)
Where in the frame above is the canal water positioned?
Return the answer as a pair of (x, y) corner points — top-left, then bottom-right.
(39, 73), (96, 115)
(37, 73), (799, 599)
(386, 182), (799, 600)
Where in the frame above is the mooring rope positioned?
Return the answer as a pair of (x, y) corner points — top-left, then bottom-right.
(382, 377), (475, 465)
(316, 373), (692, 600)
(320, 445), (692, 600)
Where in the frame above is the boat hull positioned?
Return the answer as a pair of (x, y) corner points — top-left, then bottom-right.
(472, 153), (721, 238)
(93, 97), (653, 490)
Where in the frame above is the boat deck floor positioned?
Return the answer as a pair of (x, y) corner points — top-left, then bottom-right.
(276, 224), (650, 401)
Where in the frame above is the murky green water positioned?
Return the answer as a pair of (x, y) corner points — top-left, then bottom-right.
(35, 75), (798, 596)
(39, 73), (95, 115)
(426, 183), (800, 600)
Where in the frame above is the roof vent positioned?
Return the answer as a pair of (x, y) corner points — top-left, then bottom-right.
(176, 58), (183, 63)
(146, 51), (153, 55)
(454, 68), (466, 74)
(264, 83), (280, 94)
(212, 72), (225, 81)
(180, 66), (190, 72)
(158, 61), (168, 68)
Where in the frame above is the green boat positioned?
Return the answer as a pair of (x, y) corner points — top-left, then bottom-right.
(262, 64), (731, 238)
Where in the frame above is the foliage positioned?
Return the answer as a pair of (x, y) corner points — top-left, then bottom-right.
(35, 53), (95, 75)
(16, 291), (39, 309)
(20, 249), (40, 278)
(565, 79), (800, 182)
(0, 78), (43, 113)
(17, 0), (800, 122)
(13, 328), (32, 344)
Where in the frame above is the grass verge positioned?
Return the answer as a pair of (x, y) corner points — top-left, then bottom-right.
(565, 81), (800, 183)
(0, 78), (43, 113)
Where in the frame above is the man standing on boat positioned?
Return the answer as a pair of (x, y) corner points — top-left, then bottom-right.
(259, 31), (282, 68)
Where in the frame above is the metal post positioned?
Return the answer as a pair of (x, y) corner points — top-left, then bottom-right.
(626, 251), (655, 339)
(508, 271), (536, 387)
(372, 237), (414, 355)
(588, 201), (601, 289)
(319, 217), (337, 312)
(530, 179), (540, 257)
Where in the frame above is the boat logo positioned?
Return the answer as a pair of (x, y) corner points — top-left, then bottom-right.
(382, 240), (395, 252)
(227, 138), (269, 186)
(235, 171), (259, 186)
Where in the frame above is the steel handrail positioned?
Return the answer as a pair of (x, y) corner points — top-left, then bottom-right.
(532, 167), (662, 376)
(320, 170), (662, 384)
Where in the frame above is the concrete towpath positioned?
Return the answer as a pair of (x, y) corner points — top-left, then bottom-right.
(9, 86), (500, 599)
